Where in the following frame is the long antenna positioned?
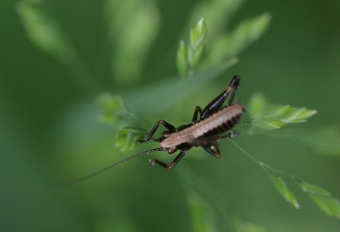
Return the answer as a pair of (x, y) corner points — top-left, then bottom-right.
(49, 147), (167, 188)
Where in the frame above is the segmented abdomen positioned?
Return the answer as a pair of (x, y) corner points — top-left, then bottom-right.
(160, 104), (244, 148)
(202, 112), (242, 137)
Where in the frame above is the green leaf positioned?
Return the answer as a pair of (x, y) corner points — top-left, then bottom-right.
(224, 12), (271, 58)
(176, 40), (187, 76)
(115, 127), (147, 151)
(104, 0), (160, 85)
(190, 45), (204, 70)
(179, 17), (208, 74)
(309, 195), (340, 219)
(280, 108), (317, 123)
(265, 105), (292, 118)
(187, 46), (194, 74)
(297, 180), (340, 219)
(247, 93), (317, 130)
(16, 2), (76, 64)
(270, 175), (300, 208)
(249, 120), (280, 130)
(190, 17), (207, 50)
(298, 181), (330, 196)
(97, 93), (127, 123)
(97, 93), (150, 128)
(204, 12), (271, 67)
(187, 45), (204, 72)
(187, 0), (242, 42)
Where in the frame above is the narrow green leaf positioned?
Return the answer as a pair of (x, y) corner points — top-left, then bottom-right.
(298, 181), (330, 195)
(225, 12), (271, 58)
(192, 45), (204, 68)
(248, 93), (317, 130)
(97, 93), (150, 128)
(16, 2), (76, 64)
(270, 175), (300, 208)
(97, 93), (127, 123)
(187, 0), (242, 43)
(205, 12), (271, 67)
(190, 17), (207, 50)
(115, 127), (147, 151)
(261, 120), (287, 130)
(176, 40), (187, 75)
(187, 46), (194, 74)
(187, 44), (204, 71)
(309, 195), (340, 219)
(183, 17), (207, 72)
(104, 0), (160, 84)
(266, 120), (287, 128)
(297, 180), (340, 219)
(280, 108), (317, 123)
(265, 105), (292, 118)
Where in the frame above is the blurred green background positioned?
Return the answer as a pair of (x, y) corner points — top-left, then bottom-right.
(1, 0), (340, 231)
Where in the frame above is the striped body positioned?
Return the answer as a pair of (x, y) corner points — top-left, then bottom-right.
(160, 104), (244, 149)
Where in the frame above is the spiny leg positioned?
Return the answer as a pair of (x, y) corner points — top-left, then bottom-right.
(138, 120), (176, 144)
(192, 106), (203, 122)
(201, 75), (241, 119)
(203, 145), (221, 158)
(149, 150), (187, 169)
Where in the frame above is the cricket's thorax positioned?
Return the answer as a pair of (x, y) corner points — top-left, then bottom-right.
(160, 104), (244, 148)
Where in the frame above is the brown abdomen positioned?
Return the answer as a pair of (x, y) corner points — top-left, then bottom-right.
(160, 104), (244, 148)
